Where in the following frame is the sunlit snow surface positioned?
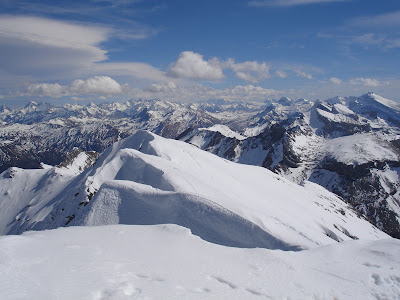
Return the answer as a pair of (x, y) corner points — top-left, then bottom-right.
(0, 225), (399, 300)
(0, 131), (387, 248)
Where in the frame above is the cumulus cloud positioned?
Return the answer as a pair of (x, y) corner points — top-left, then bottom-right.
(329, 77), (342, 84)
(349, 77), (385, 87)
(69, 76), (122, 94)
(26, 76), (123, 97)
(166, 51), (274, 83)
(249, 0), (347, 7)
(145, 81), (177, 93)
(166, 51), (224, 80)
(225, 59), (271, 83)
(27, 83), (66, 98)
(276, 70), (288, 78)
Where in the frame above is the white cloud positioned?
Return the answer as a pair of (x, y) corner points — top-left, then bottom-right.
(166, 51), (224, 80)
(295, 71), (313, 79)
(349, 33), (400, 50)
(94, 62), (168, 82)
(276, 70), (287, 78)
(329, 77), (342, 84)
(225, 59), (271, 83)
(0, 16), (109, 52)
(349, 11), (400, 28)
(69, 76), (122, 95)
(27, 83), (66, 98)
(349, 77), (385, 87)
(26, 76), (123, 97)
(166, 51), (273, 83)
(0, 16), (109, 77)
(0, 15), (164, 85)
(321, 11), (400, 52)
(71, 96), (83, 101)
(145, 81), (177, 93)
(249, 0), (348, 7)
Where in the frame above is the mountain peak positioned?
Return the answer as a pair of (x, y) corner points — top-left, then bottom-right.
(359, 92), (400, 111)
(25, 100), (38, 108)
(277, 97), (292, 106)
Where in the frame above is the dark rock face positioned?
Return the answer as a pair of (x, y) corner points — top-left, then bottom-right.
(315, 108), (371, 137)
(309, 158), (400, 237)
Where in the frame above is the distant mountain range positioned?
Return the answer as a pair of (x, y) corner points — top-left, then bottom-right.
(1, 92), (400, 238)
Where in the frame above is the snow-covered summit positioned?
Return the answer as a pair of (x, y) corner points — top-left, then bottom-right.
(0, 130), (387, 250)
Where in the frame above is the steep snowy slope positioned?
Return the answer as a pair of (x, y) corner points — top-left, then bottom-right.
(180, 93), (400, 238)
(0, 131), (387, 249)
(1, 225), (399, 300)
(0, 150), (98, 235)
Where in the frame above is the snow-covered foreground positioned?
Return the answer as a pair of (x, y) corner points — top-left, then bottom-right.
(0, 224), (399, 300)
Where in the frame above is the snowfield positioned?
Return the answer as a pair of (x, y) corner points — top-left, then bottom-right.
(0, 224), (399, 300)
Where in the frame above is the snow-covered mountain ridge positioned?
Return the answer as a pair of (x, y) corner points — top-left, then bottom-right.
(179, 93), (400, 238)
(0, 130), (387, 250)
(1, 92), (400, 238)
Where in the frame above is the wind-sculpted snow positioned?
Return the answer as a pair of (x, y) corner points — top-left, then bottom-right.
(0, 225), (399, 299)
(77, 181), (300, 250)
(0, 130), (388, 250)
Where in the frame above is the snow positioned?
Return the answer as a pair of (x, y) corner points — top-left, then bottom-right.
(0, 224), (398, 300)
(334, 103), (356, 115)
(324, 133), (399, 165)
(243, 122), (269, 137)
(202, 124), (246, 140)
(70, 131), (387, 249)
(369, 92), (400, 111)
(0, 130), (388, 248)
(316, 108), (359, 124)
(0, 167), (75, 234)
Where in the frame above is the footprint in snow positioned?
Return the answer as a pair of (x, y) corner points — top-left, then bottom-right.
(371, 273), (383, 285)
(363, 262), (381, 268)
(208, 275), (237, 289)
(96, 282), (141, 299)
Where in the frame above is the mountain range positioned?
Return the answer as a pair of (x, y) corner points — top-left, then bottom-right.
(1, 92), (400, 239)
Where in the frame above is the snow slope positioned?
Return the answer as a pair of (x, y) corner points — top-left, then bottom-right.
(0, 224), (399, 300)
(0, 130), (387, 250)
(324, 133), (399, 165)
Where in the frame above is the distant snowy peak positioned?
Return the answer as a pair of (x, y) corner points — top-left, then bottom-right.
(363, 92), (400, 111)
(200, 124), (246, 140)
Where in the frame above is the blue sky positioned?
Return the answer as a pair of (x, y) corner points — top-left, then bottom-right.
(0, 0), (399, 105)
